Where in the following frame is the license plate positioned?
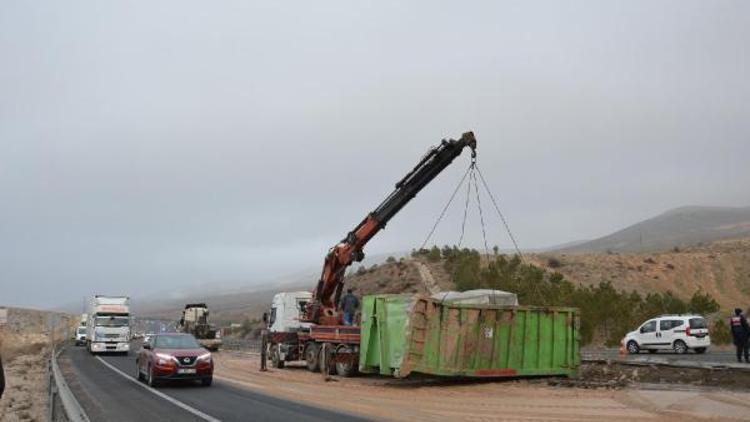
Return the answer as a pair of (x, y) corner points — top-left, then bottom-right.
(178, 368), (196, 374)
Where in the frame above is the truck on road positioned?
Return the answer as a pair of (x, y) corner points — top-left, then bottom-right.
(265, 132), (477, 376)
(177, 304), (222, 351)
(86, 295), (131, 354)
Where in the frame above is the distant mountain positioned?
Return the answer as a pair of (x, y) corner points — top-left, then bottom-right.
(560, 206), (750, 253)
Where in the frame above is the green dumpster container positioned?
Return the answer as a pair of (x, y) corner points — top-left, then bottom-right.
(359, 294), (580, 378)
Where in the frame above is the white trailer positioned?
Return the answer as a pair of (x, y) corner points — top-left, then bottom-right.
(86, 296), (131, 354)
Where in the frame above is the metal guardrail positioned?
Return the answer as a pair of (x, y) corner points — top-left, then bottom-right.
(48, 347), (90, 422)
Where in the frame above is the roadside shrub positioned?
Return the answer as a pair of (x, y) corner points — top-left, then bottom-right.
(711, 318), (732, 345)
(427, 246), (441, 262)
(386, 256), (397, 263)
(547, 257), (562, 268)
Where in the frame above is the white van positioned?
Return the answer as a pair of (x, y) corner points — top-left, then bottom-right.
(623, 315), (710, 354)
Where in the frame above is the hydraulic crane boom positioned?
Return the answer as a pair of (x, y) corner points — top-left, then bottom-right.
(306, 132), (477, 325)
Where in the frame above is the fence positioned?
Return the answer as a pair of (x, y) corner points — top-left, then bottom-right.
(220, 337), (262, 353)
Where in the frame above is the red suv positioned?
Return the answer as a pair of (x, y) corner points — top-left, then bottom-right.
(136, 333), (213, 387)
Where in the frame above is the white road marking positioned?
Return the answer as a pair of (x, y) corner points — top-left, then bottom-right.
(95, 356), (221, 422)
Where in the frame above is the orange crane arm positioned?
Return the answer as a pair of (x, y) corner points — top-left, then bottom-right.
(306, 132), (477, 324)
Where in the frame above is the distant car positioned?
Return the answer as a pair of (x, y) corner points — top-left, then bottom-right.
(623, 315), (710, 355)
(136, 333), (213, 387)
(74, 326), (87, 346)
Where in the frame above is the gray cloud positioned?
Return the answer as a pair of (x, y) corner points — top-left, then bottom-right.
(1, 1), (748, 308)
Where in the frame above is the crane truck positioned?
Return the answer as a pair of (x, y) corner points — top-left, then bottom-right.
(265, 132), (477, 376)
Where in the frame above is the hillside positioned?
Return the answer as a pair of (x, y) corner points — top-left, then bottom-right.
(560, 206), (750, 253)
(530, 237), (750, 311)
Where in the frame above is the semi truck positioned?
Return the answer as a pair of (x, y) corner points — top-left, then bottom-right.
(86, 295), (131, 354)
(177, 304), (222, 351)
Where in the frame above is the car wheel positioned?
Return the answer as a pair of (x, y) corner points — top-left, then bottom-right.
(694, 347), (707, 354)
(626, 340), (640, 354)
(201, 377), (213, 387)
(271, 345), (285, 369)
(673, 340), (688, 355)
(147, 364), (159, 387)
(305, 344), (320, 372)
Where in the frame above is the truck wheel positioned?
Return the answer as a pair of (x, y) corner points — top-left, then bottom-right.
(305, 344), (320, 372)
(334, 345), (357, 377)
(319, 343), (335, 375)
(673, 340), (688, 355)
(271, 345), (285, 369)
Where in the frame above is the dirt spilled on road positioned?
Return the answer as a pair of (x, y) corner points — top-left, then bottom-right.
(213, 352), (750, 421)
(572, 362), (750, 390)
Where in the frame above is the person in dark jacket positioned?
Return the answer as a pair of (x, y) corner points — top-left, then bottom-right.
(339, 289), (360, 326)
(730, 308), (750, 363)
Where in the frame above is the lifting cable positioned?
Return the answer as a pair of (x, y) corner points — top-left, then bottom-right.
(419, 165), (473, 251)
(420, 155), (525, 262)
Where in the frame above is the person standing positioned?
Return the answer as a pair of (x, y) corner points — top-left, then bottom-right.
(729, 308), (750, 363)
(339, 289), (360, 326)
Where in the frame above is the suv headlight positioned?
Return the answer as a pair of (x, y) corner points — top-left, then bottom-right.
(155, 353), (177, 365)
(197, 352), (211, 362)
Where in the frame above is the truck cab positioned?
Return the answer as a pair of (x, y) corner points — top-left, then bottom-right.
(266, 291), (313, 368)
(87, 295), (131, 354)
(268, 291), (313, 334)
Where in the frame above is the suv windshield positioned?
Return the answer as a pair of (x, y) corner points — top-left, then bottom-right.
(689, 318), (707, 329)
(95, 316), (129, 327)
(154, 335), (201, 349)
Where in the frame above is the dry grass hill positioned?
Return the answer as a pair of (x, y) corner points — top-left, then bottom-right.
(530, 237), (750, 311)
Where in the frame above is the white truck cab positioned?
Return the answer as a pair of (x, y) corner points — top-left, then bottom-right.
(268, 291), (313, 333)
(87, 295), (131, 354)
(624, 314), (710, 355)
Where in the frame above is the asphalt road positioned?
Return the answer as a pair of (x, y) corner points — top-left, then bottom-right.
(582, 348), (741, 364)
(60, 345), (369, 422)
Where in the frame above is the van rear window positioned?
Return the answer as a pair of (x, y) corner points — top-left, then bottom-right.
(689, 318), (706, 329)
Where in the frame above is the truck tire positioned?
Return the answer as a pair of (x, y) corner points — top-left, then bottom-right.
(334, 344), (357, 377)
(305, 344), (320, 372)
(271, 345), (285, 369)
(319, 343), (335, 375)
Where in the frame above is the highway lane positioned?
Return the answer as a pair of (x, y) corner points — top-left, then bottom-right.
(61, 345), (370, 422)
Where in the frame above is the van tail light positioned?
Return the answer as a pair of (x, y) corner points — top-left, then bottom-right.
(686, 327), (692, 336)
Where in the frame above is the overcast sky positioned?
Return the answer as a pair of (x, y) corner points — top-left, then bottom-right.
(1, 1), (749, 309)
